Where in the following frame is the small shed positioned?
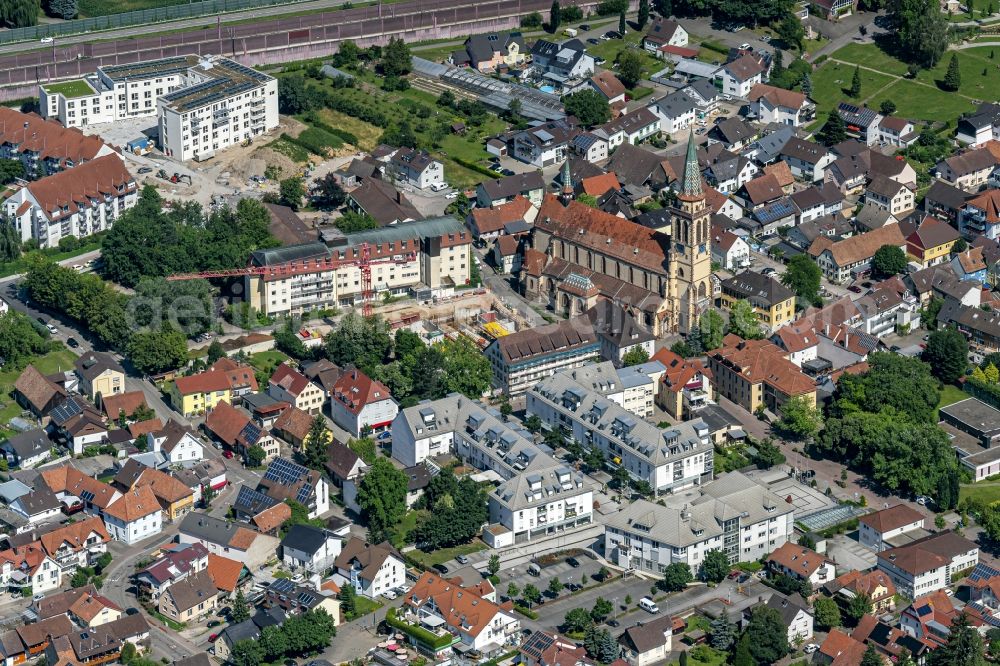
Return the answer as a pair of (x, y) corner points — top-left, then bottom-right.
(127, 137), (152, 155)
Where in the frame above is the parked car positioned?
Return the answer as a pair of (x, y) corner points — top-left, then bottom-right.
(739, 42), (751, 50)
(580, 23), (591, 30)
(207, 621), (221, 628)
(587, 38), (600, 45)
(46, 324), (58, 335)
(804, 644), (819, 654)
(208, 634), (219, 643)
(566, 557), (581, 568)
(434, 563), (450, 575)
(217, 607), (231, 617)
(456, 555), (470, 565)
(138, 166), (153, 174)
(383, 590), (398, 600)
(604, 30), (622, 39)
(222, 450), (234, 459)
(727, 570), (741, 579)
(607, 619), (620, 627)
(66, 337), (79, 348)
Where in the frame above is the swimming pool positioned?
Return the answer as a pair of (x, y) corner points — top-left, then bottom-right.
(539, 85), (556, 94)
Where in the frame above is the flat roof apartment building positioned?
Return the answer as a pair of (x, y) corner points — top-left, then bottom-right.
(40, 55), (278, 161)
(246, 217), (472, 317)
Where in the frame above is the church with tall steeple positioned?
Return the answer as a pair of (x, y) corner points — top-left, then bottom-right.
(523, 133), (712, 337)
(665, 129), (713, 334)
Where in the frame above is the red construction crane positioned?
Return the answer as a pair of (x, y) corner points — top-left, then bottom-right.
(167, 242), (411, 317)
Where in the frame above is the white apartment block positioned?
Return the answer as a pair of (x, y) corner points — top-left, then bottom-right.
(603, 472), (794, 573)
(557, 362), (659, 420)
(486, 463), (594, 549)
(40, 55), (279, 162)
(2, 153), (137, 248)
(858, 505), (926, 552)
(247, 217), (472, 317)
(876, 532), (979, 598)
(527, 372), (713, 495)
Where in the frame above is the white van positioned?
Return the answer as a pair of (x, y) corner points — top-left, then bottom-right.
(639, 597), (659, 613)
(430, 181), (449, 192)
(564, 28), (578, 37)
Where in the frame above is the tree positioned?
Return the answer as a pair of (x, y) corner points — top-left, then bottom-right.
(923, 328), (969, 383)
(943, 53), (962, 92)
(521, 11), (544, 27)
(872, 244), (907, 278)
(357, 458), (408, 542)
(846, 592), (873, 621)
(752, 437), (786, 469)
(727, 299), (764, 339)
(780, 255), (822, 307)
(507, 582), (520, 600)
(564, 607), (594, 633)
(849, 65), (862, 97)
(928, 612), (987, 666)
(47, 0), (77, 19)
(638, 0), (650, 27)
(231, 588), (251, 623)
(986, 362), (1000, 383)
(231, 640), (264, 666)
(708, 616), (737, 651)
(880, 99), (897, 115)
(412, 474), (488, 550)
(548, 577), (564, 596)
(323, 313), (392, 373)
(128, 324), (189, 375)
(861, 644), (884, 666)
(618, 49), (642, 89)
(300, 414), (332, 469)
(550, 0), (561, 31)
(661, 562), (693, 592)
(817, 109), (848, 146)
(814, 596), (842, 629)
(597, 630), (619, 663)
(591, 597), (614, 622)
(0, 222), (20, 263)
(278, 74), (313, 115)
(700, 309), (725, 350)
(312, 174), (347, 210)
(381, 37), (412, 77)
(70, 570), (89, 588)
(746, 606), (789, 664)
(953, 237), (968, 253)
(731, 634), (754, 666)
(245, 445), (266, 468)
(776, 12), (804, 50)
(487, 554), (501, 577)
(622, 347), (650, 366)
(522, 584), (542, 607)
(887, 0), (948, 67)
(207, 339), (225, 364)
(279, 177), (305, 211)
(0, 159), (25, 185)
(699, 549), (729, 583)
(776, 395), (823, 440)
(562, 89), (613, 127)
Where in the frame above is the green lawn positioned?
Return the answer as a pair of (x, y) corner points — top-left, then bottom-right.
(939, 384), (969, 408)
(78, 0), (188, 16)
(391, 509), (426, 548)
(809, 61), (895, 120)
(960, 482), (1000, 506)
(0, 348), (77, 438)
(351, 596), (383, 618)
(248, 350), (289, 373)
(42, 80), (95, 98)
(912, 46), (1000, 104)
(830, 43), (911, 76)
(866, 79), (975, 122)
(409, 540), (487, 568)
(0, 239), (104, 279)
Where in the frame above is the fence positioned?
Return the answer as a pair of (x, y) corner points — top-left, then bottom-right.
(0, 0), (318, 44)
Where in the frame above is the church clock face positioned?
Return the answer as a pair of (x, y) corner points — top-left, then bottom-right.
(675, 242), (685, 253)
(699, 243), (707, 254)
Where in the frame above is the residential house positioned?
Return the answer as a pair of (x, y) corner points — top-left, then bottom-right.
(898, 590), (961, 647)
(0, 430), (51, 470)
(529, 39), (595, 82)
(767, 542), (836, 586)
(603, 472), (795, 570)
(586, 302), (657, 368)
(333, 538), (405, 599)
(101, 391), (148, 423)
(280, 525), (342, 574)
(877, 531), (979, 598)
(749, 83), (814, 126)
(49, 395), (106, 455)
(268, 363), (326, 415)
(73, 352), (124, 405)
(206, 553), (248, 597)
(879, 115), (918, 148)
(853, 278), (922, 338)
(827, 570), (897, 614)
(346, 177), (422, 226)
(39, 465), (121, 516)
(329, 368), (398, 438)
(265, 578), (340, 617)
(102, 486), (163, 545)
(0, 107), (115, 177)
(14, 615), (74, 658)
(570, 132), (610, 163)
(158, 570), (218, 622)
(707, 117), (759, 151)
(404, 572), (519, 653)
(952, 247), (989, 283)
(388, 148), (445, 190)
(257, 457), (330, 519)
(115, 461), (195, 523)
(148, 419), (205, 464)
(700, 144), (757, 194)
(649, 348), (711, 420)
(135, 542), (210, 600)
(325, 441), (365, 488)
(468, 196), (538, 241)
(272, 406), (315, 449)
(13, 365), (65, 419)
(169, 360), (258, 417)
(0, 544), (61, 594)
(937, 300), (1000, 351)
(936, 146), (1000, 192)
(36, 516), (110, 573)
(617, 615), (673, 666)
(809, 224), (907, 282)
(956, 102), (1000, 146)
(9, 488), (62, 526)
(452, 32), (525, 72)
(476, 172), (546, 208)
(486, 463), (593, 549)
(739, 173), (784, 210)
(595, 108), (660, 148)
(959, 189), (1000, 241)
(177, 512), (279, 568)
(906, 215), (962, 268)
(838, 103), (883, 145)
(752, 593), (813, 644)
(214, 609), (287, 661)
(864, 175), (915, 217)
(243, 392), (290, 429)
(719, 271), (797, 333)
(588, 72), (626, 105)
(712, 230), (751, 270)
(204, 400), (280, 463)
(647, 90), (698, 134)
(520, 631), (594, 666)
(719, 54), (765, 98)
(641, 18), (688, 51)
(779, 137), (834, 182)
(707, 335), (817, 413)
(925, 180), (972, 225)
(791, 183), (844, 225)
(493, 235), (521, 273)
(66, 590), (122, 628)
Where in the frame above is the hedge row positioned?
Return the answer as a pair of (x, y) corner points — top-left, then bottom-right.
(285, 127), (344, 156)
(965, 376), (1000, 409)
(302, 113), (360, 146)
(384, 607), (455, 650)
(701, 40), (729, 55)
(453, 156), (501, 178)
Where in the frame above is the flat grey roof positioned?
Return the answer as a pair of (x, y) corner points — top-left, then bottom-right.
(940, 397), (1000, 436)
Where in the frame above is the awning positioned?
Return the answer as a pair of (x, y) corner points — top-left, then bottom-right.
(728, 428), (747, 440)
(420, 614), (447, 629)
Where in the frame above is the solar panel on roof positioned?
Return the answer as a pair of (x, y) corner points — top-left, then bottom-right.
(271, 578), (295, 594)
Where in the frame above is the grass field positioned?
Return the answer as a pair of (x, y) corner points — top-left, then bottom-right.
(960, 482), (1000, 506)
(248, 350), (289, 373)
(809, 60), (895, 119)
(42, 80), (95, 98)
(866, 79), (975, 122)
(78, 0), (188, 17)
(408, 540), (487, 567)
(0, 348), (77, 438)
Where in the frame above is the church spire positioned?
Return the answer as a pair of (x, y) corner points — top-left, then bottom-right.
(560, 157), (573, 205)
(679, 128), (702, 200)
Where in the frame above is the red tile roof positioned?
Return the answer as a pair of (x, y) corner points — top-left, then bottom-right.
(331, 369), (393, 415)
(767, 542), (832, 578)
(25, 154), (134, 222)
(269, 363), (312, 397)
(858, 504), (924, 534)
(748, 83), (807, 110)
(590, 71), (626, 100)
(579, 173), (621, 197)
(0, 108), (110, 166)
(104, 485), (160, 522)
(204, 401), (252, 447)
(469, 195), (535, 236)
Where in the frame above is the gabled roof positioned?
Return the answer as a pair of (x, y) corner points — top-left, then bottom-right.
(742, 174), (784, 206)
(720, 271), (794, 308)
(907, 215), (960, 251)
(812, 224), (906, 268)
(590, 71), (626, 100)
(749, 83), (807, 110)
(281, 524), (335, 556)
(74, 352), (124, 382)
(101, 391), (148, 420)
(14, 365), (65, 414)
(334, 537), (402, 581)
(41, 465), (120, 510)
(173, 364), (258, 396)
(405, 571), (512, 640)
(724, 53), (765, 82)
(206, 553), (244, 593)
(767, 542), (832, 578)
(273, 406), (313, 442)
(104, 485), (161, 522)
(469, 195), (535, 236)
(164, 570), (217, 613)
(0, 108), (110, 166)
(24, 154), (134, 223)
(38, 516), (110, 558)
(619, 614), (674, 653)
(878, 531), (977, 575)
(858, 504), (925, 533)
(269, 363), (313, 398)
(331, 368), (394, 415)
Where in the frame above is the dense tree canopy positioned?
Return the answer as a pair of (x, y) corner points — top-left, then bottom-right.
(744, 606), (789, 665)
(828, 352), (939, 423)
(357, 458), (408, 542)
(872, 244), (908, 278)
(412, 469), (488, 549)
(102, 187), (277, 288)
(923, 328), (969, 384)
(782, 255), (823, 305)
(887, 0), (948, 68)
(0, 310), (53, 369)
(562, 89), (612, 127)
